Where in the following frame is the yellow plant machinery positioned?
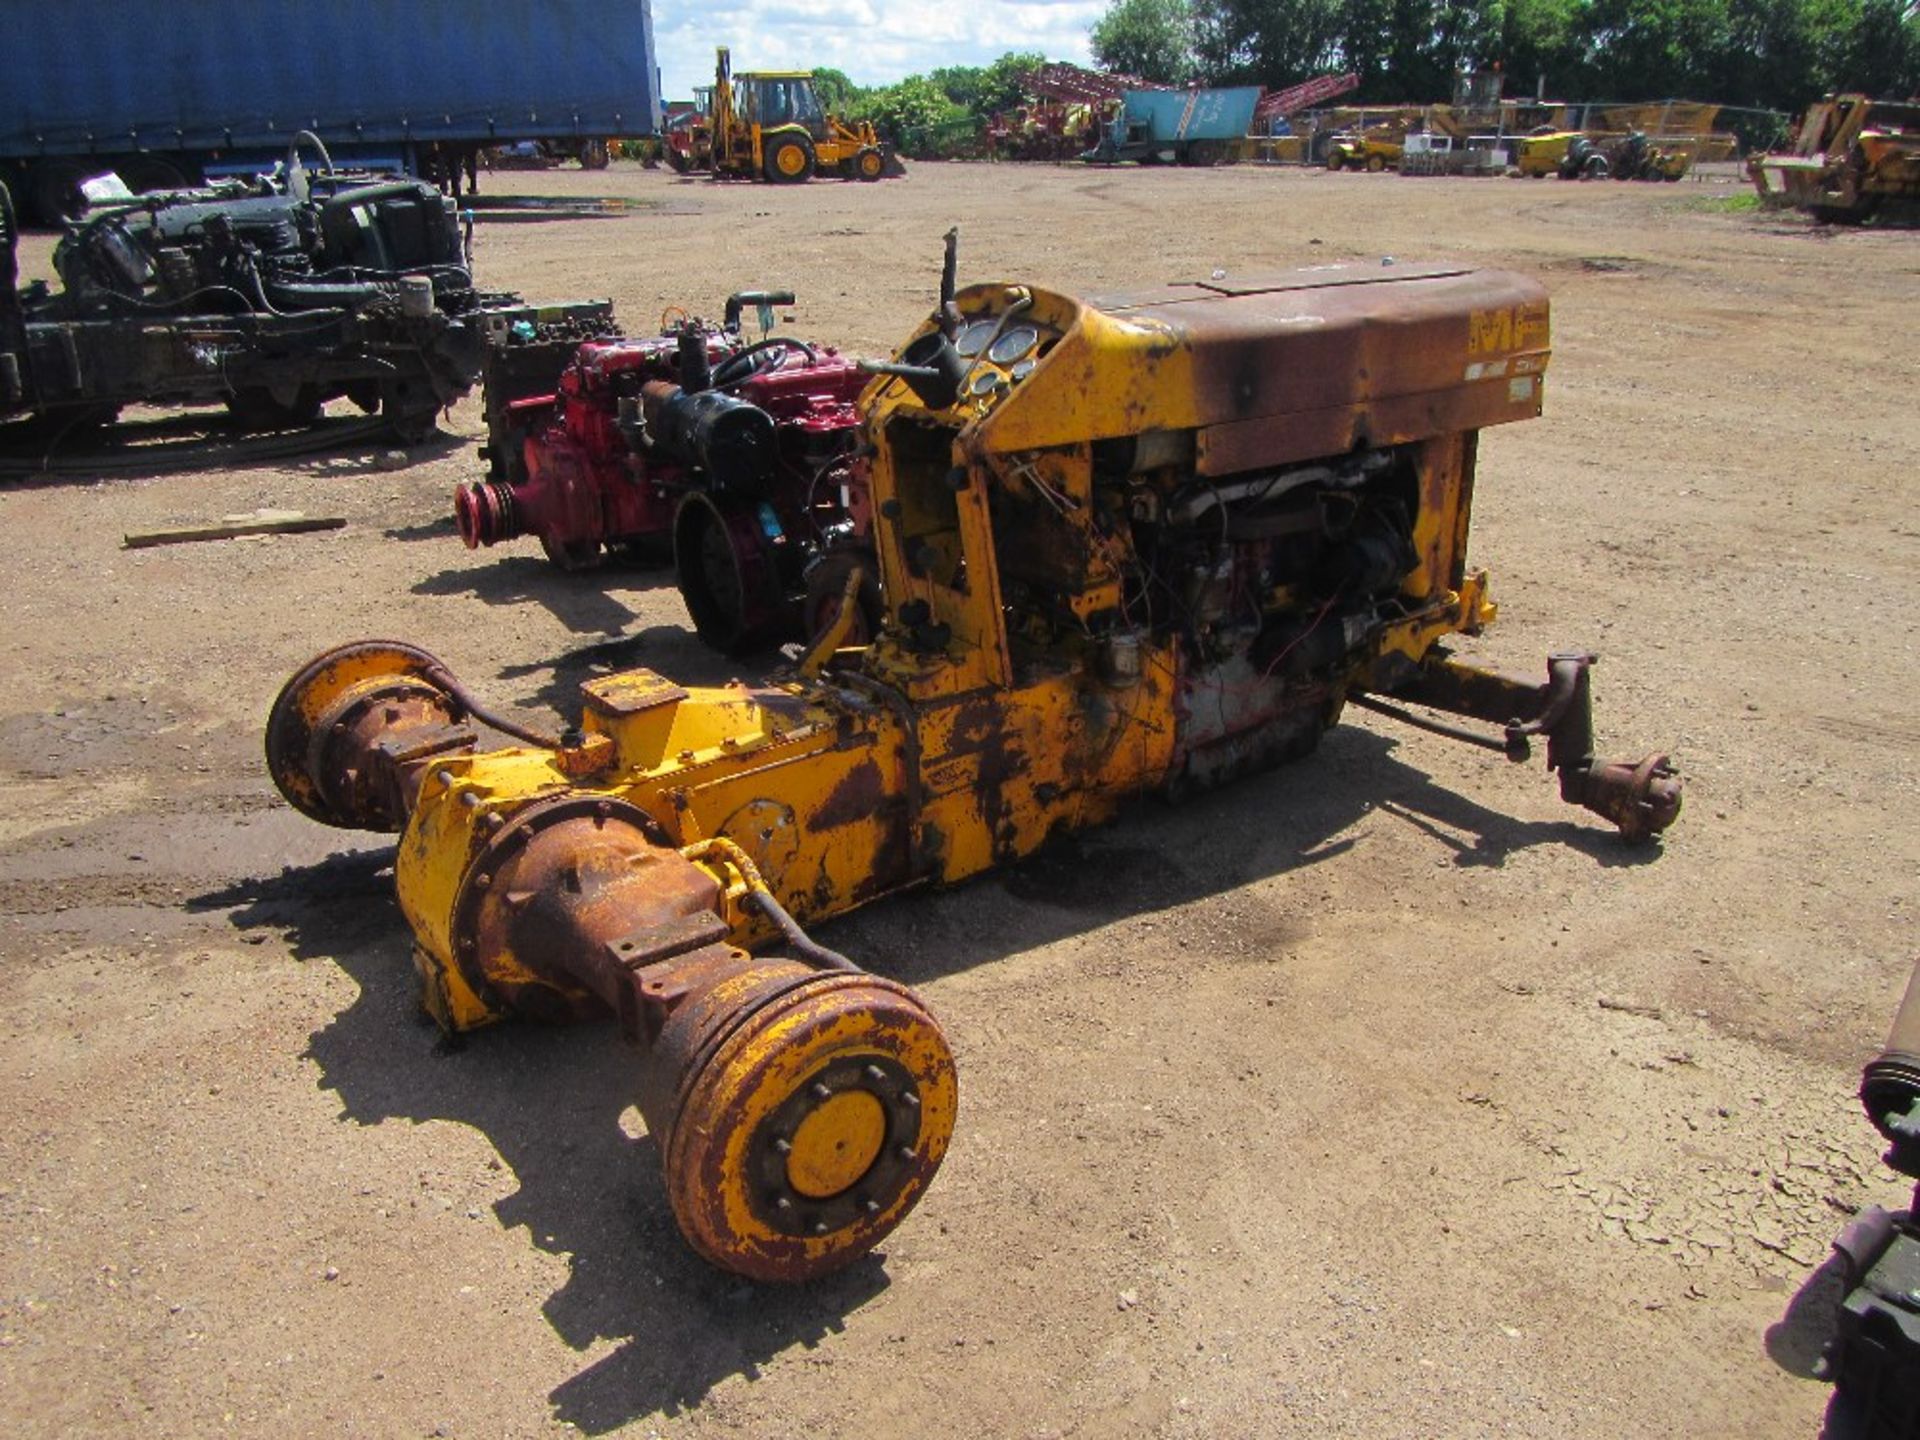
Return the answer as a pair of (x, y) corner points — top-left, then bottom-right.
(1751, 93), (1920, 223)
(705, 46), (896, 183)
(268, 238), (1681, 1283)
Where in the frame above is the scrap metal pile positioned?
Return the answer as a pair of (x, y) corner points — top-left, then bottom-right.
(269, 235), (1682, 1283)
(1750, 93), (1920, 223)
(0, 145), (604, 447)
(989, 65), (1356, 165)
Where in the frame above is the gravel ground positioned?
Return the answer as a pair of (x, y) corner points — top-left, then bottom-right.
(0, 158), (1915, 1439)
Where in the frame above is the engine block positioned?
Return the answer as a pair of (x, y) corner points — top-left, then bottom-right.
(457, 306), (875, 652)
(0, 167), (573, 441)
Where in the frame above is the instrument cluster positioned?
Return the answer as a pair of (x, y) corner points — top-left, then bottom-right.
(952, 314), (1053, 405)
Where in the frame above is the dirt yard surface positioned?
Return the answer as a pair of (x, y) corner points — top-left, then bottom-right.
(1, 161), (1915, 1439)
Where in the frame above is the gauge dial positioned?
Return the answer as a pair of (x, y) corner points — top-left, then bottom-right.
(953, 319), (998, 357)
(987, 326), (1039, 365)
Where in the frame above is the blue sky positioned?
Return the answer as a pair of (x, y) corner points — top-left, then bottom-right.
(653, 1), (1104, 100)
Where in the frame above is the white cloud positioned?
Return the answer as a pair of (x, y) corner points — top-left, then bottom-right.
(654, 0), (1102, 99)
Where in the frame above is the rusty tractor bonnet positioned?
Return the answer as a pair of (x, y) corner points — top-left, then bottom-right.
(269, 245), (1682, 1283)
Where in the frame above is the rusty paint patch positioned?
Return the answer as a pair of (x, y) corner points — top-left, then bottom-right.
(808, 757), (888, 832)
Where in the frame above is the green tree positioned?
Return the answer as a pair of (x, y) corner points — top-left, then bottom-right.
(811, 67), (865, 115)
(1191, 0), (1344, 86)
(1825, 0), (1920, 100)
(1498, 0), (1586, 96)
(865, 75), (970, 145)
(1576, 0), (1733, 98)
(931, 52), (1048, 119)
(1091, 0), (1200, 82)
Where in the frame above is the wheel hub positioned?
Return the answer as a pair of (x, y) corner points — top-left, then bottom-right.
(749, 1054), (924, 1233)
(655, 971), (957, 1281)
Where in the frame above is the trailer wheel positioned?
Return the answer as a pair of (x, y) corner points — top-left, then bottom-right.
(376, 391), (437, 449)
(121, 157), (189, 195)
(764, 134), (815, 184)
(381, 379), (440, 445)
(386, 407), (440, 446)
(28, 161), (89, 226)
(1366, 153), (1386, 173)
(1324, 152), (1344, 171)
(853, 147), (886, 182)
(577, 139), (610, 171)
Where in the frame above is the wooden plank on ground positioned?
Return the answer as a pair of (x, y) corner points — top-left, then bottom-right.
(123, 514), (346, 549)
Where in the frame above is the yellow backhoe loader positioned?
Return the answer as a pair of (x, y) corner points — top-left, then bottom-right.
(701, 47), (902, 184)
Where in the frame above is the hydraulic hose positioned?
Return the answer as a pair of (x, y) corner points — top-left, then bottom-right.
(420, 660), (567, 749)
(681, 837), (860, 973)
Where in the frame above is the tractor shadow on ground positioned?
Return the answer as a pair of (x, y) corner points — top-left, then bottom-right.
(194, 724), (1663, 1434)
(193, 845), (891, 1431)
(495, 624), (767, 718)
(1767, 1249), (1849, 1381)
(410, 553), (679, 638)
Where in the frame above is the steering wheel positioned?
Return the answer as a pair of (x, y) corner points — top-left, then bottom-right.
(711, 335), (819, 389)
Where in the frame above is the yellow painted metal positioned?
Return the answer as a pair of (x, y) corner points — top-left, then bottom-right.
(271, 263), (1615, 1281)
(662, 972), (959, 1280)
(787, 1090), (888, 1197)
(794, 563), (866, 678)
(262, 640), (458, 826)
(374, 266), (1553, 1033)
(1751, 94), (1920, 217)
(1328, 134), (1405, 171)
(1515, 131), (1581, 177)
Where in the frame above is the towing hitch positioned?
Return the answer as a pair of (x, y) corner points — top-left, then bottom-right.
(1353, 651), (1682, 842)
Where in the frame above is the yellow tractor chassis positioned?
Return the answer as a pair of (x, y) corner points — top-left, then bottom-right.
(268, 247), (1680, 1283)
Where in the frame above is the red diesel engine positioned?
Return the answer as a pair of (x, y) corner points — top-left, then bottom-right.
(455, 305), (876, 652)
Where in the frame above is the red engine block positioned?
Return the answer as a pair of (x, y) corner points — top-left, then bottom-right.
(455, 327), (876, 651)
